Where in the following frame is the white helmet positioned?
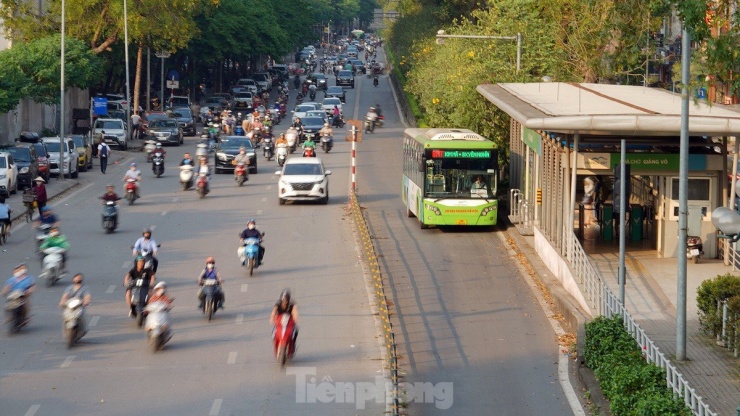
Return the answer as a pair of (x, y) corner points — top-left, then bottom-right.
(155, 142), (162, 148)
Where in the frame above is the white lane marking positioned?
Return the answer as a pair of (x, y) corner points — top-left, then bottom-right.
(24, 405), (40, 416)
(161, 211), (168, 216)
(256, 210), (263, 215)
(172, 197), (179, 202)
(209, 399), (223, 416)
(106, 285), (116, 294)
(235, 314), (244, 324)
(121, 261), (131, 269)
(60, 356), (75, 368)
(89, 316), (100, 327)
(265, 185), (272, 190)
(261, 197), (266, 202)
(150, 225), (157, 231)
(227, 351), (237, 364)
(241, 284), (248, 293)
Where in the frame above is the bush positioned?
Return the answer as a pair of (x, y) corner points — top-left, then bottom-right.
(696, 273), (740, 336)
(584, 316), (690, 416)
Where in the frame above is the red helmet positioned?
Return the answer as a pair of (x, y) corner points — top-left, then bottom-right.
(206, 256), (215, 263)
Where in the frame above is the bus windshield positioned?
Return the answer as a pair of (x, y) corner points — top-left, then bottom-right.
(424, 158), (496, 199)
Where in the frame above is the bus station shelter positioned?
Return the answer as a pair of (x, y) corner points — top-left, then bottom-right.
(477, 82), (740, 259)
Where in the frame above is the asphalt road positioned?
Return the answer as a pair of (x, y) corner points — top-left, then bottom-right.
(352, 53), (581, 415)
(0, 75), (385, 415)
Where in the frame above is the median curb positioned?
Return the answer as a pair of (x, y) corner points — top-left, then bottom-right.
(348, 190), (401, 416)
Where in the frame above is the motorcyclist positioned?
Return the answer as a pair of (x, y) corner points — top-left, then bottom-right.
(332, 105), (341, 124)
(365, 107), (379, 130)
(252, 114), (263, 131)
(275, 133), (288, 147)
(179, 152), (195, 167)
(263, 114), (273, 130)
(34, 205), (59, 229)
(122, 162), (142, 198)
(132, 228), (159, 276)
(197, 157), (211, 194)
(303, 134), (316, 156)
(101, 184), (121, 202)
(308, 83), (317, 99)
(239, 219), (264, 267)
(148, 281), (173, 308)
(2, 263), (35, 323)
(123, 256), (155, 317)
(197, 256), (225, 309)
(40, 226), (70, 272)
(294, 75), (301, 89)
(153, 142), (166, 158)
(373, 74), (379, 87)
(319, 122), (333, 138)
(241, 116), (252, 134)
(58, 273), (91, 335)
(233, 147), (250, 180)
(269, 288), (299, 351)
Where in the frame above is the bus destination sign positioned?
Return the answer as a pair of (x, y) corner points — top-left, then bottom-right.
(431, 149), (491, 159)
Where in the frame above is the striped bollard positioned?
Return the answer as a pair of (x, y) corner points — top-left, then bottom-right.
(350, 125), (358, 193)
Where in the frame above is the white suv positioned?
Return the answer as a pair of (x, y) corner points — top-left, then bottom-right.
(232, 79), (258, 95)
(41, 137), (79, 178)
(93, 118), (128, 150)
(0, 152), (19, 197)
(275, 157), (332, 205)
(253, 72), (273, 92)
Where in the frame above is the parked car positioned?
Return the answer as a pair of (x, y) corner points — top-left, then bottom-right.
(336, 70), (355, 88)
(0, 144), (37, 189)
(215, 136), (257, 173)
(70, 135), (93, 172)
(32, 142), (51, 182)
(93, 118), (128, 150)
(275, 157), (331, 205)
(41, 137), (78, 178)
(253, 72), (273, 92)
(170, 108), (196, 136)
(146, 118), (183, 145)
(0, 152), (18, 197)
(105, 93), (130, 111)
(325, 86), (346, 103)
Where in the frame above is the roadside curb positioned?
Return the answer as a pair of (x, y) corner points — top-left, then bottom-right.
(499, 219), (611, 415)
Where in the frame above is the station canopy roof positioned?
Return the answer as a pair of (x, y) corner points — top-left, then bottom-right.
(477, 82), (740, 136)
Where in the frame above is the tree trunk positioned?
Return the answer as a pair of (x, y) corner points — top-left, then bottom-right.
(133, 43), (143, 114)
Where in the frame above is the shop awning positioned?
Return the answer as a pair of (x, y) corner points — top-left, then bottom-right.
(476, 82), (740, 136)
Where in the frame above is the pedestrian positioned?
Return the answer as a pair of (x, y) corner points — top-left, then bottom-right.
(32, 177), (47, 216)
(98, 141), (111, 174)
(131, 112), (141, 140)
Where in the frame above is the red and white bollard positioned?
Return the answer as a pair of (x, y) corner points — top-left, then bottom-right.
(350, 125), (358, 193)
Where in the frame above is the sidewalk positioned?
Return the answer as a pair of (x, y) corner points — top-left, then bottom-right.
(506, 222), (740, 415)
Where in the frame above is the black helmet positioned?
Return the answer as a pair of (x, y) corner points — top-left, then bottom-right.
(280, 289), (291, 303)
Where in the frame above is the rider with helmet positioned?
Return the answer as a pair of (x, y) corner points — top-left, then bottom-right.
(123, 162), (142, 198)
(197, 256), (225, 310)
(34, 205), (60, 229)
(132, 228), (159, 275)
(319, 122), (333, 138)
(123, 256), (155, 317)
(269, 288), (299, 351)
(263, 114), (273, 129)
(239, 219), (265, 267)
(148, 281), (174, 308)
(275, 133), (288, 147)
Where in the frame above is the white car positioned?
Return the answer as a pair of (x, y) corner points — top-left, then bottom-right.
(292, 103), (320, 123)
(275, 157), (331, 205)
(305, 110), (328, 123)
(253, 72), (273, 92)
(0, 152), (19, 196)
(232, 79), (258, 95)
(93, 118), (129, 150)
(321, 97), (343, 115)
(41, 137), (79, 178)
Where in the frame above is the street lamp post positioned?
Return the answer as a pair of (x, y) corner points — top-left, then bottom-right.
(59, 0), (65, 179)
(123, 0), (132, 146)
(436, 30), (522, 72)
(155, 51), (171, 110)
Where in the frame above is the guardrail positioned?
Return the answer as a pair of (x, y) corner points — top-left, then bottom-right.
(566, 232), (716, 416)
(719, 237), (740, 272)
(349, 190), (400, 415)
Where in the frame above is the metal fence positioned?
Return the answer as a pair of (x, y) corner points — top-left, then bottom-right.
(566, 232), (717, 416)
(349, 191), (400, 415)
(719, 237), (740, 272)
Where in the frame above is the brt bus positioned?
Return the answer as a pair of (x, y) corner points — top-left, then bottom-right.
(402, 128), (498, 228)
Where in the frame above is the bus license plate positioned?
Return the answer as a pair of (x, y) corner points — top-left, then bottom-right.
(456, 219), (468, 225)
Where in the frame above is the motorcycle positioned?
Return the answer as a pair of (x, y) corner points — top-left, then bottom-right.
(239, 237), (261, 276)
(321, 134), (333, 153)
(309, 87), (317, 101)
(285, 129), (298, 153)
(201, 279), (221, 321)
(687, 235), (704, 264)
(6, 290), (28, 335)
(234, 126), (245, 136)
(195, 143), (209, 163)
(40, 246), (65, 287)
(125, 178), (138, 205)
(251, 128), (262, 147)
(273, 312), (297, 367)
(176, 164), (193, 191)
(373, 75), (379, 87)
(277, 143), (288, 167)
(196, 173), (209, 199)
(152, 152), (165, 178)
(302, 146), (315, 158)
(102, 201), (118, 234)
(35, 223), (51, 249)
(234, 161), (248, 186)
(62, 298), (86, 348)
(263, 137), (275, 160)
(332, 116), (345, 128)
(377, 115), (384, 127)
(144, 140), (157, 163)
(129, 278), (148, 328)
(296, 93), (304, 104)
(364, 117), (376, 133)
(294, 76), (301, 89)
(145, 301), (172, 352)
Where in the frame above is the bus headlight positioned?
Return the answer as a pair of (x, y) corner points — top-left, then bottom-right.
(481, 206), (495, 216)
(424, 204), (441, 215)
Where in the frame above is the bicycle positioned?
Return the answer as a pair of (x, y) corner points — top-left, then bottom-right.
(22, 188), (36, 223)
(0, 221), (7, 245)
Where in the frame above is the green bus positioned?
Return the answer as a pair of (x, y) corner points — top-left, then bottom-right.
(402, 128), (499, 229)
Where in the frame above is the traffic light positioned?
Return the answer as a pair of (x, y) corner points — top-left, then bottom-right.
(613, 163), (631, 213)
